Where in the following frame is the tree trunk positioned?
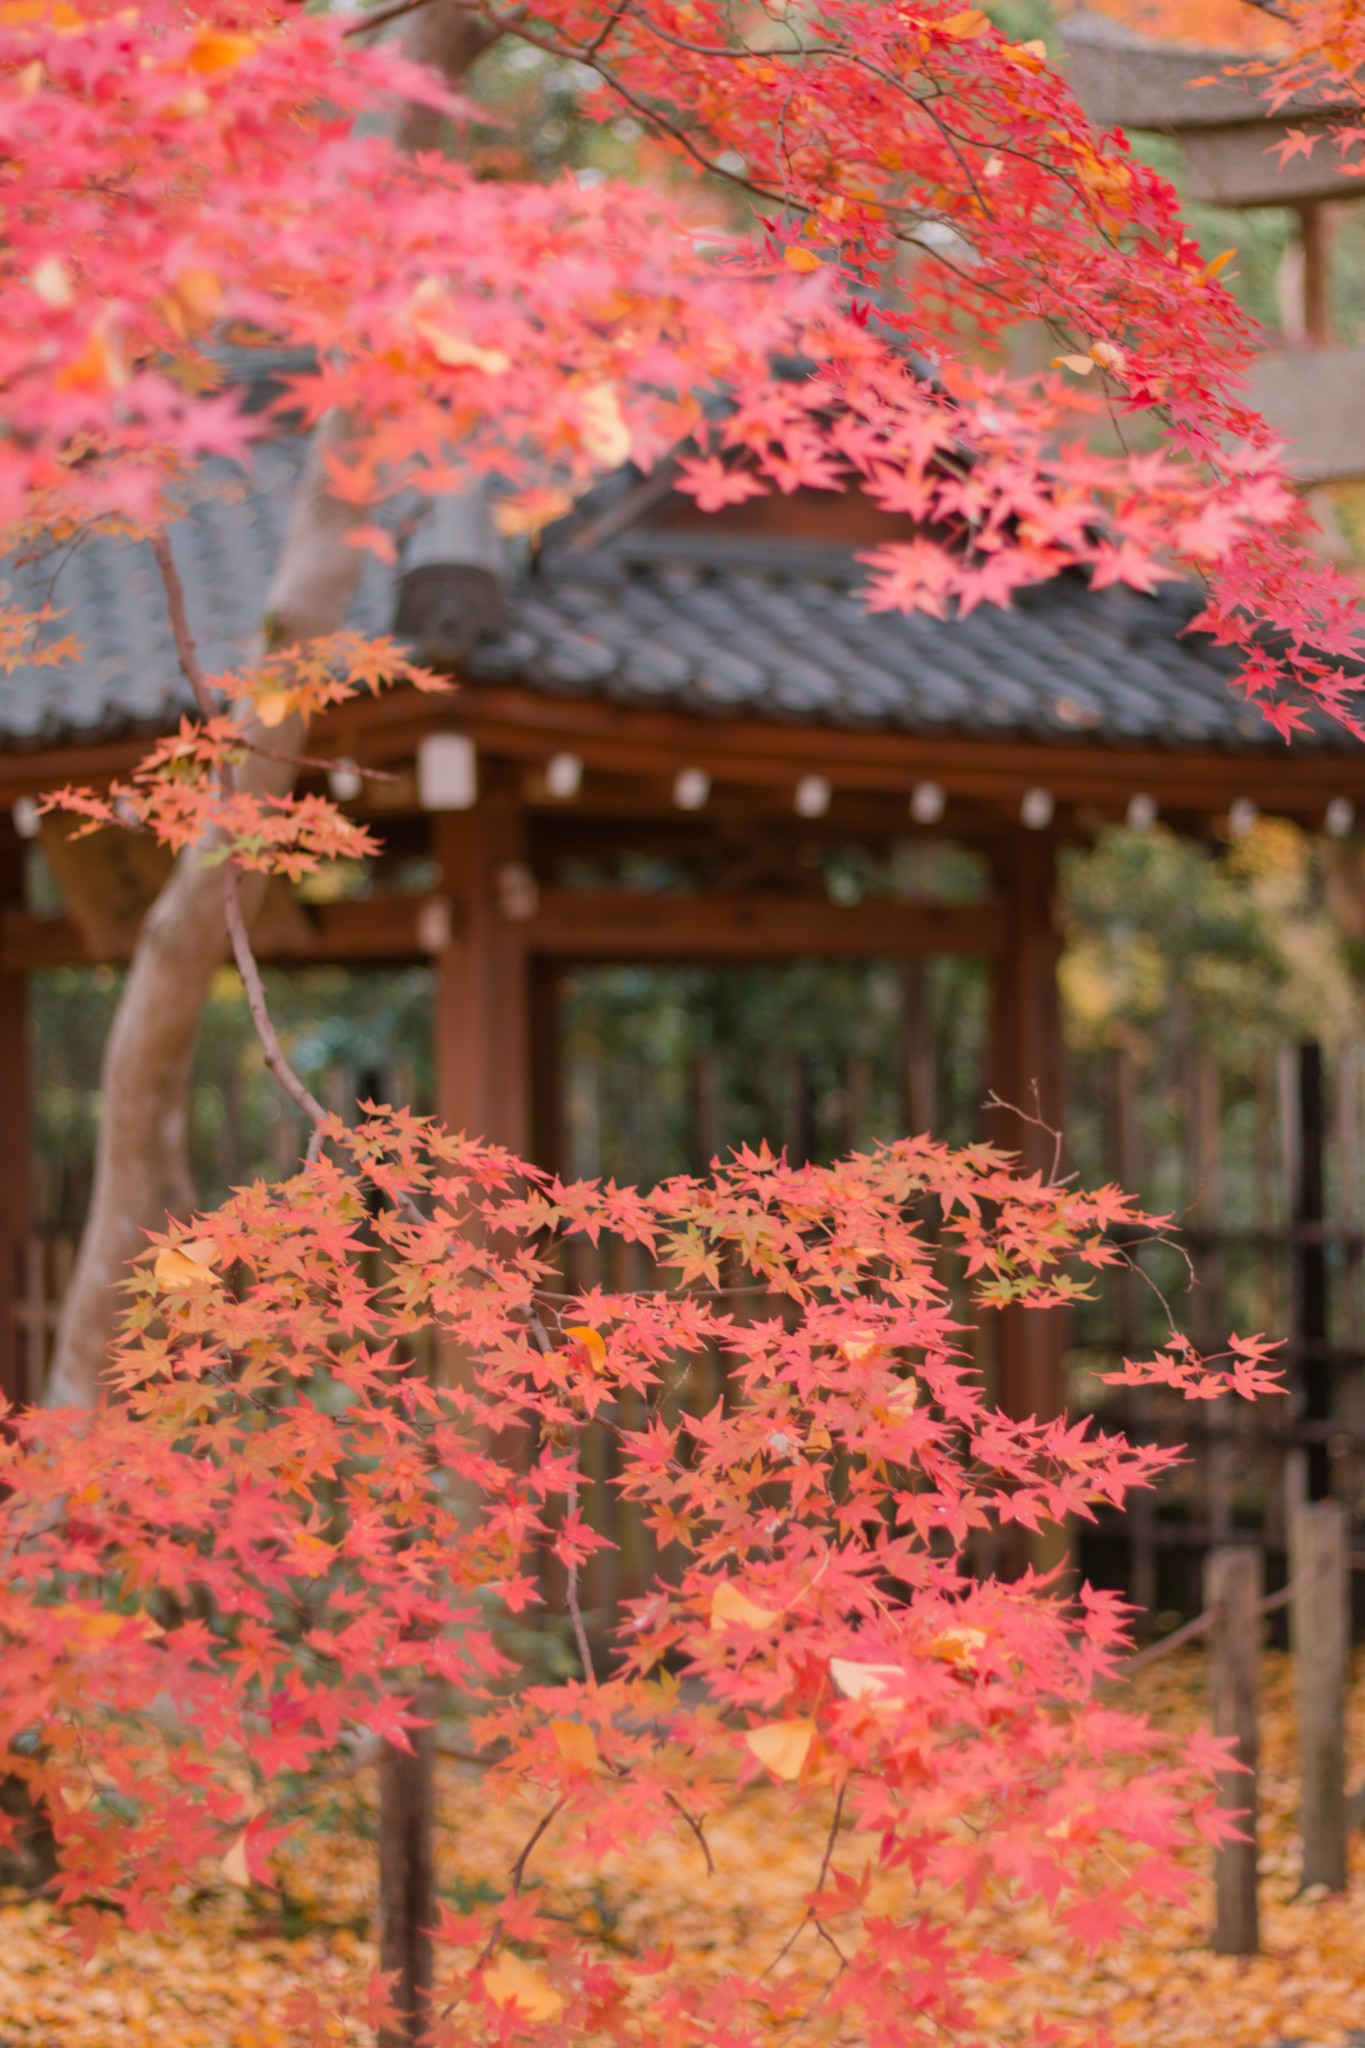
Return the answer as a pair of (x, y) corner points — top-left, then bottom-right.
(378, 1705), (437, 2048)
(45, 4), (496, 1409)
(45, 424), (366, 1408)
(48, 20), (496, 2044)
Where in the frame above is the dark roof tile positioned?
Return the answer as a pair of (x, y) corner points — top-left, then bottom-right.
(1, 446), (1355, 761)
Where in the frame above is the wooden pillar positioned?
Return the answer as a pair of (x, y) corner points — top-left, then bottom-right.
(1295, 1041), (1331, 1502)
(0, 828), (29, 1408)
(432, 791), (532, 1153)
(986, 831), (1066, 1424)
(1207, 1544), (1262, 1956)
(377, 1706), (436, 2048)
(528, 958), (564, 1176)
(1290, 1499), (1349, 1893)
(1299, 201), (1332, 346)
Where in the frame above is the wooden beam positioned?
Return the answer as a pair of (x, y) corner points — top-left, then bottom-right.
(311, 685), (1365, 820)
(1, 883), (1003, 970)
(520, 888), (1004, 961)
(1181, 121), (1359, 209)
(0, 891), (440, 971)
(3, 677), (1362, 824)
(1249, 342), (1365, 485)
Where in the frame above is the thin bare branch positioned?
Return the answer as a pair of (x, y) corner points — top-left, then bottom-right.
(763, 1780), (846, 1976)
(150, 529), (328, 1145)
(660, 1787), (714, 1874)
(509, 1796), (564, 1894)
(981, 1086), (1067, 1187)
(529, 1313), (598, 1685)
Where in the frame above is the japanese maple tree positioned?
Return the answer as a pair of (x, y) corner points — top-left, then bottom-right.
(0, 0), (1328, 2039)
(0, 1117), (1280, 2044)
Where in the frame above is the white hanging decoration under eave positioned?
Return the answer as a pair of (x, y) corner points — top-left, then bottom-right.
(546, 752), (583, 801)
(1020, 787), (1054, 831)
(1126, 792), (1157, 832)
(1228, 797), (1258, 838)
(674, 767), (710, 812)
(11, 797), (39, 840)
(1325, 796), (1355, 839)
(328, 758), (363, 804)
(795, 774), (831, 819)
(909, 780), (945, 824)
(418, 732), (477, 812)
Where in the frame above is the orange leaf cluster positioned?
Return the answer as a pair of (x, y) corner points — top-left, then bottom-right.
(0, 1118), (1281, 2045)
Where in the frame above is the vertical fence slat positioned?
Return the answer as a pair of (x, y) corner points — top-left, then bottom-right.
(1189, 1046), (1232, 1545)
(1207, 1544), (1261, 1956)
(1291, 1498), (1349, 1891)
(1297, 1042), (1332, 1502)
(1112, 1046), (1156, 1627)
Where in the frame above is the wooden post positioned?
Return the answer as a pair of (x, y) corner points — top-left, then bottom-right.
(899, 958), (935, 1136)
(1206, 1544), (1262, 1956)
(1296, 1042), (1331, 1502)
(986, 831), (1065, 1425)
(528, 957), (564, 1175)
(1188, 1046), (1232, 1544)
(375, 787), (533, 2048)
(432, 792), (532, 1152)
(1112, 1047), (1156, 1627)
(1290, 1499), (1349, 1892)
(1299, 201), (1332, 346)
(377, 1706), (436, 2048)
(0, 827), (29, 1407)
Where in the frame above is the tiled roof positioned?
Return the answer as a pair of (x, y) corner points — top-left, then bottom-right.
(0, 446), (1339, 757)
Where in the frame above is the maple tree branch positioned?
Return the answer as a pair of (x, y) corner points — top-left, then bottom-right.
(981, 1087), (1067, 1187)
(150, 529), (329, 1155)
(764, 1780), (846, 1976)
(529, 1313), (598, 1683)
(509, 1795), (564, 1894)
(660, 1786), (714, 1874)
(240, 738), (399, 784)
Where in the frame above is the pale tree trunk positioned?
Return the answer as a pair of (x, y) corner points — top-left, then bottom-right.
(45, 427), (365, 1407)
(49, 21), (497, 2042)
(46, 3), (496, 1409)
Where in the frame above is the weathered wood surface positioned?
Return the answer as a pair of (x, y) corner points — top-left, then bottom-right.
(1291, 1500), (1349, 1892)
(1207, 1544), (1262, 1957)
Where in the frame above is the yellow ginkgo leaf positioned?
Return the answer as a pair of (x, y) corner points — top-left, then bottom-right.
(711, 1580), (781, 1632)
(51, 1601), (124, 1641)
(1089, 340), (1125, 374)
(784, 245), (824, 274)
(483, 1953), (564, 2024)
(413, 316), (510, 376)
(830, 1657), (903, 1707)
(578, 381), (632, 468)
(153, 1238), (217, 1291)
(550, 1718), (600, 1773)
(187, 27), (258, 72)
(1052, 354), (1095, 377)
(32, 256), (74, 309)
(221, 1832), (252, 1889)
(930, 1624), (987, 1668)
(744, 1717), (815, 1781)
(941, 8), (988, 34)
(565, 1325), (607, 1371)
(253, 691), (295, 729)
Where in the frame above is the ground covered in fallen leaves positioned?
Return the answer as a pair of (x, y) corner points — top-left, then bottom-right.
(3, 1653), (1365, 2046)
